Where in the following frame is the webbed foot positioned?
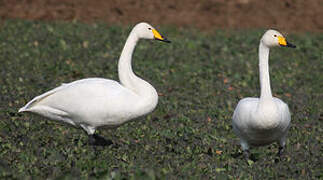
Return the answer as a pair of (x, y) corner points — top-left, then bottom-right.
(243, 149), (250, 160)
(277, 146), (284, 157)
(89, 134), (113, 146)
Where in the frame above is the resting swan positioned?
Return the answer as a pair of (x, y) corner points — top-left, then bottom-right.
(232, 29), (296, 159)
(19, 22), (170, 145)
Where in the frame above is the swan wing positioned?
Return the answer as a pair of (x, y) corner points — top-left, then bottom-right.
(273, 98), (291, 130)
(19, 78), (140, 126)
(232, 98), (259, 138)
(233, 98), (258, 127)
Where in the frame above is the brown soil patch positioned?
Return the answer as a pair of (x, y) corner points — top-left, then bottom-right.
(0, 0), (322, 32)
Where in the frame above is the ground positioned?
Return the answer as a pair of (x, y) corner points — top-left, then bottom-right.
(0, 1), (322, 179)
(0, 0), (322, 32)
(0, 19), (321, 179)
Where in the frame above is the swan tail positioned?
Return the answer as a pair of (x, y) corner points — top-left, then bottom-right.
(19, 105), (76, 126)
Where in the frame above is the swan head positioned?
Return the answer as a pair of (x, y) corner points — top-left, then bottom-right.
(133, 22), (171, 43)
(261, 29), (296, 48)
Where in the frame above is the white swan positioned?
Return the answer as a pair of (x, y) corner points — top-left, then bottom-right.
(19, 22), (170, 145)
(232, 29), (296, 159)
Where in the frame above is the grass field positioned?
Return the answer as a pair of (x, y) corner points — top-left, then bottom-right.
(0, 20), (322, 179)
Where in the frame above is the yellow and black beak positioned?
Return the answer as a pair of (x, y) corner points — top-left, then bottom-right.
(152, 29), (171, 43)
(278, 36), (296, 48)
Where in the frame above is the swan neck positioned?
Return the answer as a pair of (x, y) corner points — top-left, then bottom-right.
(259, 42), (272, 99)
(117, 29), (157, 104)
(118, 31), (139, 90)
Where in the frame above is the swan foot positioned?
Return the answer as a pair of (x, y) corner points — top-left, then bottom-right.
(243, 149), (257, 166)
(274, 146), (285, 163)
(243, 150), (250, 160)
(277, 146), (284, 156)
(89, 134), (113, 146)
(277, 146), (285, 157)
(243, 150), (256, 165)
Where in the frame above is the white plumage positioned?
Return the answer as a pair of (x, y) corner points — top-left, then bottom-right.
(232, 29), (296, 159)
(19, 22), (170, 145)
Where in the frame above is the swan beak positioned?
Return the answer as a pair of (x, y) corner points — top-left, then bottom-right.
(152, 29), (171, 43)
(278, 36), (296, 48)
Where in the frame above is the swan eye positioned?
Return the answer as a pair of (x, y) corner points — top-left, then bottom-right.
(274, 35), (277, 37)
(148, 28), (152, 30)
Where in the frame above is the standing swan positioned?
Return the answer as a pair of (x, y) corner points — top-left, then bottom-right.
(19, 22), (170, 145)
(232, 29), (296, 159)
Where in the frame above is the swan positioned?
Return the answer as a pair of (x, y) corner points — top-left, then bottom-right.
(232, 29), (296, 159)
(19, 22), (170, 145)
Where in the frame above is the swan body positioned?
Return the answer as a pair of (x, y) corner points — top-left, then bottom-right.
(19, 22), (170, 143)
(232, 29), (295, 158)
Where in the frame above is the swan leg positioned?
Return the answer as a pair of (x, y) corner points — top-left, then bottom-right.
(80, 124), (96, 135)
(240, 139), (251, 160)
(277, 133), (287, 157)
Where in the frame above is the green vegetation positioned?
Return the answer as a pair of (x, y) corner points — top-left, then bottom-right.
(0, 20), (322, 179)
